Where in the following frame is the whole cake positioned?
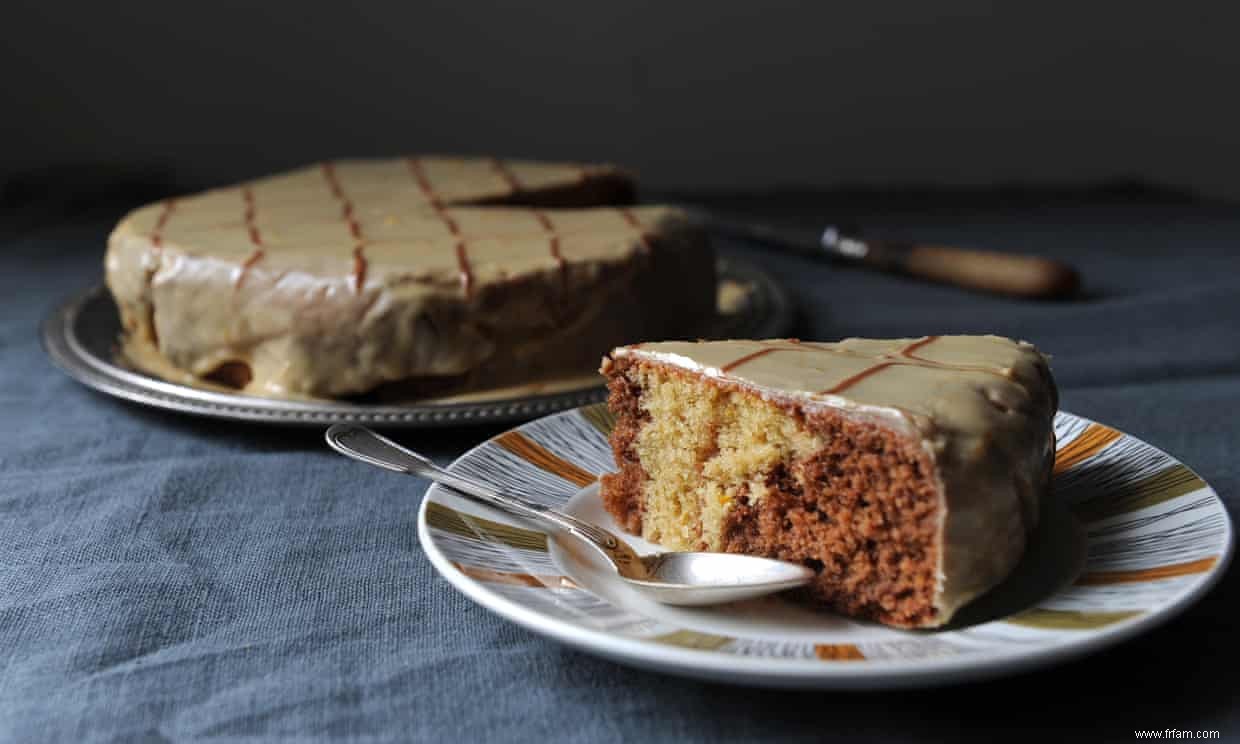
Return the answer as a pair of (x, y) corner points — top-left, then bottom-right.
(106, 157), (715, 399)
(599, 336), (1057, 628)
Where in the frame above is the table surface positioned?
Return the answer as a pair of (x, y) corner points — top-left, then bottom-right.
(2, 197), (1237, 742)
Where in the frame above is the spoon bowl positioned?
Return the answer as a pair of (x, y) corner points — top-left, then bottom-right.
(325, 424), (816, 606)
(634, 552), (817, 606)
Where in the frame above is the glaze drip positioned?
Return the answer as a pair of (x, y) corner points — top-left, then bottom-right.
(533, 211), (567, 287)
(620, 208), (651, 252)
(491, 157), (523, 194)
(148, 199), (177, 249)
(321, 162), (368, 292)
(721, 347), (776, 373)
(234, 249), (265, 289)
(821, 337), (941, 394)
(407, 157), (473, 297)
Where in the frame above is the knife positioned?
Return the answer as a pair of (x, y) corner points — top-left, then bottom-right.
(693, 211), (1080, 300)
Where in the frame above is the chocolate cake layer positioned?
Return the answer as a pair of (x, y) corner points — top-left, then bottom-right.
(106, 157), (715, 399)
(599, 336), (1057, 628)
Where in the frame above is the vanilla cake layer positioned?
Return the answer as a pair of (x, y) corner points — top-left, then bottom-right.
(600, 336), (1057, 628)
(105, 157), (715, 399)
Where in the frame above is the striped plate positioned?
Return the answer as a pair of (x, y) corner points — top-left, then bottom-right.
(417, 405), (1232, 689)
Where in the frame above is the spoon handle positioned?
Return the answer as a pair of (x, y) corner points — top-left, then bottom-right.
(324, 424), (620, 550)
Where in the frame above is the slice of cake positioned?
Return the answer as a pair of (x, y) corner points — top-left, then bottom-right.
(106, 156), (715, 400)
(599, 336), (1057, 628)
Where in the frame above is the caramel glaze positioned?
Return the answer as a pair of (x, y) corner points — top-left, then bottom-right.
(821, 360), (901, 395)
(352, 246), (368, 293)
(721, 347), (777, 373)
(150, 199), (176, 249)
(232, 187), (267, 289)
(821, 337), (941, 394)
(900, 335), (938, 358)
(141, 199), (179, 345)
(241, 187), (263, 247)
(453, 243), (473, 297)
(704, 336), (1014, 395)
(321, 162), (369, 293)
(619, 208), (651, 254)
(496, 161), (571, 291)
(235, 249), (266, 289)
(490, 156), (524, 193)
(407, 157), (474, 297)
(533, 211), (568, 290)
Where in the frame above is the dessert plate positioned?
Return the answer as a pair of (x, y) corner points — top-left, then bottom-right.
(41, 257), (791, 428)
(418, 404), (1233, 689)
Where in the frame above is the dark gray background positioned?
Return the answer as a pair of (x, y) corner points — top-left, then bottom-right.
(6, 2), (1240, 197)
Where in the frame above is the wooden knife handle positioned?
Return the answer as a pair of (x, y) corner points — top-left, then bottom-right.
(864, 241), (1080, 299)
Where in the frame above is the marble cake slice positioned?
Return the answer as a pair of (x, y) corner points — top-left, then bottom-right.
(599, 336), (1057, 628)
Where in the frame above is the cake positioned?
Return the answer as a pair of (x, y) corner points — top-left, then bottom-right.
(105, 157), (715, 399)
(599, 336), (1057, 628)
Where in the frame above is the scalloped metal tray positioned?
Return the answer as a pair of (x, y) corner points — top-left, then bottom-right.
(42, 257), (793, 428)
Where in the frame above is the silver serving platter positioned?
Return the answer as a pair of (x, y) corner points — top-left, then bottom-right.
(42, 257), (794, 428)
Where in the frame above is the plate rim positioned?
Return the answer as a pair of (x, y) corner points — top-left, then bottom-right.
(40, 256), (793, 428)
(417, 406), (1234, 689)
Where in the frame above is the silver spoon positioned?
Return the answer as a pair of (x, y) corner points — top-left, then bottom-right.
(325, 424), (815, 606)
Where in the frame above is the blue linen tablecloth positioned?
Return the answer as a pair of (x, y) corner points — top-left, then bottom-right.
(1, 199), (1237, 742)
